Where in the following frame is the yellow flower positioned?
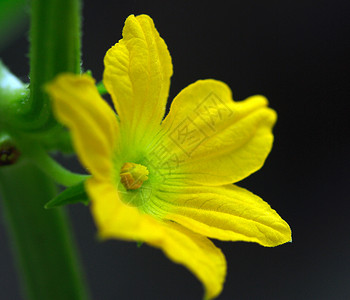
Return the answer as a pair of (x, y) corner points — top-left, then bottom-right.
(46, 14), (291, 300)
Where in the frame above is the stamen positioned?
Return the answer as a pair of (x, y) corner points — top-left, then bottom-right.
(120, 162), (149, 190)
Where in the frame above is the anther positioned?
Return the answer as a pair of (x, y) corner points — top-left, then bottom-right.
(120, 162), (149, 190)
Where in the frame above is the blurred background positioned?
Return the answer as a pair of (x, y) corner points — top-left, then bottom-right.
(1, 0), (349, 299)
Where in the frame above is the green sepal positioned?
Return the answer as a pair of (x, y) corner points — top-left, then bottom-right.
(85, 70), (93, 77)
(84, 71), (108, 95)
(96, 81), (108, 95)
(45, 180), (89, 209)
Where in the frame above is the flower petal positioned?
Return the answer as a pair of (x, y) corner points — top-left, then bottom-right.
(150, 184), (291, 247)
(46, 74), (119, 180)
(103, 14), (173, 146)
(148, 222), (226, 300)
(87, 178), (163, 241)
(157, 79), (276, 185)
(88, 178), (226, 300)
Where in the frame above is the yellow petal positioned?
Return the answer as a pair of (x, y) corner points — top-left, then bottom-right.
(156, 79), (277, 185)
(103, 14), (173, 147)
(87, 178), (163, 241)
(87, 178), (226, 300)
(151, 184), (291, 247)
(148, 222), (226, 300)
(46, 74), (119, 180)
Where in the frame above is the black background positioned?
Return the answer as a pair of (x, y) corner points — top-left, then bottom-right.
(1, 0), (349, 299)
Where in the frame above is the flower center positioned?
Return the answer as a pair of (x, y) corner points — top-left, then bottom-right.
(120, 162), (149, 190)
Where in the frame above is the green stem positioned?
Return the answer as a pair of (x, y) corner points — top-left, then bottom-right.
(0, 161), (90, 300)
(25, 143), (89, 187)
(35, 153), (89, 187)
(19, 0), (81, 132)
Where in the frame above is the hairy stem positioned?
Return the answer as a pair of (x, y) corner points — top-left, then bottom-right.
(0, 161), (90, 299)
(21, 0), (81, 131)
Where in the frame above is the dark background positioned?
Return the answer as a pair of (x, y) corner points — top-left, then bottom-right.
(1, 0), (349, 299)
